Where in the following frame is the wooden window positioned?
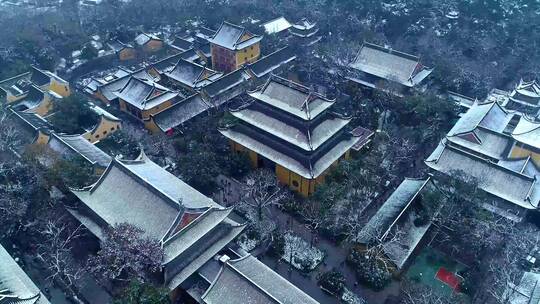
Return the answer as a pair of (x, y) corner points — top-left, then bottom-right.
(292, 180), (299, 187)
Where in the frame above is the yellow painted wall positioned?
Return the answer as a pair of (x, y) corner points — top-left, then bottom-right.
(83, 116), (121, 143)
(228, 140), (350, 197)
(509, 144), (540, 165)
(144, 118), (161, 134)
(142, 100), (173, 120)
(230, 140), (258, 167)
(49, 79), (71, 97)
(35, 131), (50, 145)
(6, 92), (27, 104)
(120, 98), (173, 122)
(235, 42), (260, 68)
(28, 96), (53, 116)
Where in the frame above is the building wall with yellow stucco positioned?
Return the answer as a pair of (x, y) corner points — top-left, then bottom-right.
(509, 144), (540, 165)
(229, 139), (342, 197)
(83, 116), (121, 143)
(49, 79), (71, 97)
(119, 99), (173, 122)
(235, 43), (260, 69)
(35, 131), (51, 145)
(27, 95), (53, 116)
(6, 92), (27, 104)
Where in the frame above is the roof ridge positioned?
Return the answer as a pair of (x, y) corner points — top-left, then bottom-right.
(362, 41), (420, 62)
(163, 206), (233, 245)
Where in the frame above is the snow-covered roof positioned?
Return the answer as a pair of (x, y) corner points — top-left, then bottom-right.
(10, 108), (52, 132)
(248, 76), (335, 121)
(448, 101), (511, 136)
(201, 254), (319, 304)
(114, 77), (179, 110)
(261, 17), (292, 34)
(151, 94), (210, 132)
(512, 116), (540, 149)
(135, 33), (161, 46)
(201, 69), (249, 106)
(0, 244), (51, 304)
(246, 46), (296, 79)
(426, 140), (540, 210)
(219, 127), (359, 179)
(165, 59), (221, 89)
(208, 22), (262, 50)
(70, 152), (243, 290)
(230, 107), (350, 152)
(357, 178), (429, 244)
(48, 133), (112, 168)
(349, 42), (432, 87)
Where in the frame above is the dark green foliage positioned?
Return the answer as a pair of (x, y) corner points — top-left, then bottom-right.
(318, 269), (346, 296)
(347, 246), (392, 290)
(48, 95), (100, 134)
(223, 152), (251, 179)
(81, 45), (98, 60)
(96, 130), (141, 159)
(269, 231), (285, 257)
(49, 156), (95, 189)
(177, 145), (220, 195)
(113, 281), (170, 304)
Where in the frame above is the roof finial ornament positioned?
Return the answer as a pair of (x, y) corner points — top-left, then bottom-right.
(136, 144), (149, 162)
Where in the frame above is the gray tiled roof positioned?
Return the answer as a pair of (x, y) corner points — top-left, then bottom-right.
(29, 66), (50, 87)
(10, 108), (52, 132)
(151, 94), (210, 132)
(201, 254), (319, 304)
(248, 76), (335, 121)
(165, 60), (221, 89)
(512, 116), (540, 150)
(0, 244), (51, 304)
(48, 133), (112, 168)
(165, 219), (245, 290)
(172, 37), (194, 51)
(349, 42), (432, 87)
(114, 77), (178, 110)
(426, 140), (540, 210)
(247, 47), (296, 78)
(230, 107), (350, 151)
(208, 22), (262, 50)
(71, 152), (218, 240)
(448, 101), (511, 136)
(506, 271), (540, 304)
(201, 69), (248, 103)
(357, 178), (429, 244)
(219, 127), (359, 179)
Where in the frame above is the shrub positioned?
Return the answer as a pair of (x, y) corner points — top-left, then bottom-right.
(318, 269), (346, 296)
(347, 247), (392, 290)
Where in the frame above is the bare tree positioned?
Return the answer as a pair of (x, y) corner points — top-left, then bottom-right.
(0, 109), (21, 153)
(37, 218), (85, 303)
(400, 281), (464, 304)
(87, 223), (163, 284)
(239, 169), (289, 221)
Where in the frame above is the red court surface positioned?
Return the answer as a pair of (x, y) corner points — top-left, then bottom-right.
(435, 267), (460, 291)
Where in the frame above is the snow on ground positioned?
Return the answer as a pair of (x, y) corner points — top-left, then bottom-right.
(342, 288), (367, 304)
(281, 232), (325, 271)
(236, 233), (260, 252)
